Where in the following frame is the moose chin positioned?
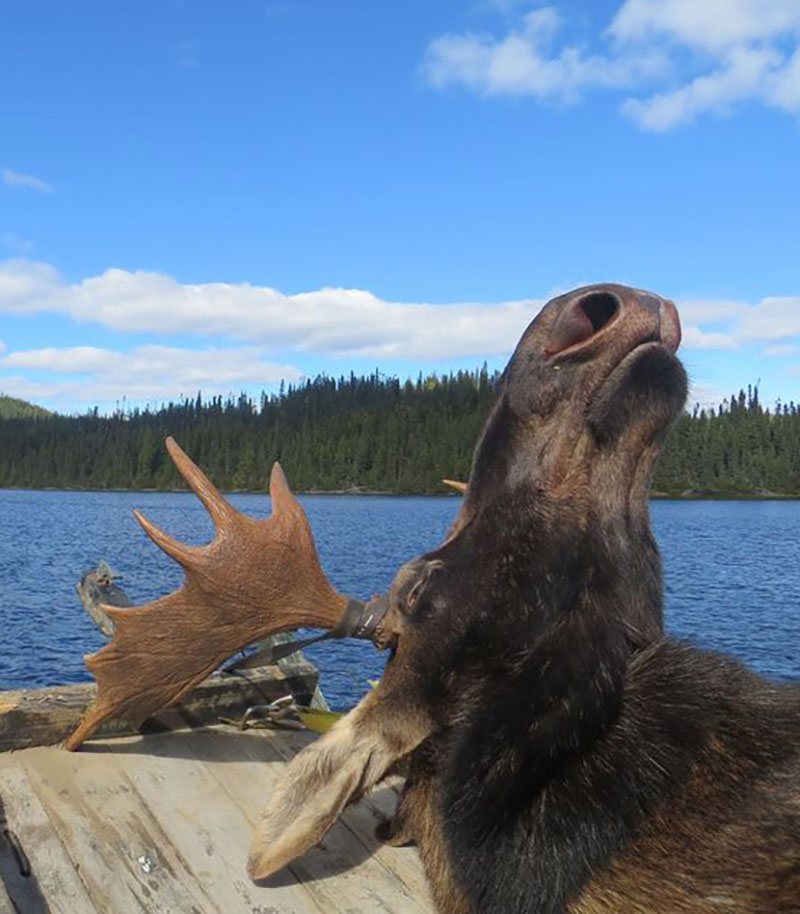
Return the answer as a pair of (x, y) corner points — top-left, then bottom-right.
(69, 283), (799, 914)
(246, 284), (799, 913)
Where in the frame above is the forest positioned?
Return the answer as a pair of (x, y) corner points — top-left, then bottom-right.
(1, 372), (799, 496)
(0, 395), (52, 420)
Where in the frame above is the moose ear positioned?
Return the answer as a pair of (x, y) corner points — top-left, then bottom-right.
(247, 689), (428, 880)
(395, 558), (444, 617)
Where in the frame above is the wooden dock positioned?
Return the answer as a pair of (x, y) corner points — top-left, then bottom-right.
(0, 724), (434, 913)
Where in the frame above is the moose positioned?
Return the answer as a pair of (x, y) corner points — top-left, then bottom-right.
(69, 284), (799, 913)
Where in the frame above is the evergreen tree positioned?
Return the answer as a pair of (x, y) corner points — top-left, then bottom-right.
(1, 382), (798, 496)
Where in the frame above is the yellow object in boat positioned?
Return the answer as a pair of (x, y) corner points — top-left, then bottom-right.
(297, 708), (343, 733)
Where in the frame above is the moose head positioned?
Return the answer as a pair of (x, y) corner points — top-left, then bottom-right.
(244, 283), (687, 880)
(70, 284), (800, 912)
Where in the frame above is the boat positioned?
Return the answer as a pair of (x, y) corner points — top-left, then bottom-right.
(0, 564), (432, 913)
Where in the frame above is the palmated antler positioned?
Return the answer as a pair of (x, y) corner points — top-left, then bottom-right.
(66, 437), (356, 751)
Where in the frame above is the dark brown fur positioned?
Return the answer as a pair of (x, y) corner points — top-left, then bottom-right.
(250, 285), (800, 913)
(390, 642), (799, 913)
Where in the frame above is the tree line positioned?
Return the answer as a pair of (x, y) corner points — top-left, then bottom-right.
(0, 395), (52, 420)
(1, 374), (799, 495)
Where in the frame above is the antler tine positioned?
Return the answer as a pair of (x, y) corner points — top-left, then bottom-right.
(166, 436), (237, 528)
(134, 509), (198, 566)
(442, 478), (468, 494)
(270, 462), (303, 519)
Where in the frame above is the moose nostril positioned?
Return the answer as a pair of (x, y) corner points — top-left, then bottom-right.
(545, 289), (621, 356)
(577, 292), (618, 334)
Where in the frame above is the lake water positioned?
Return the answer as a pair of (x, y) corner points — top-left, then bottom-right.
(0, 490), (797, 710)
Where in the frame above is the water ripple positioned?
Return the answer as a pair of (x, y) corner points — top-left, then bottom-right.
(0, 491), (797, 709)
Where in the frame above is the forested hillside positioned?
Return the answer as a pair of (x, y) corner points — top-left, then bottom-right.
(0, 374), (799, 495)
(0, 395), (52, 419)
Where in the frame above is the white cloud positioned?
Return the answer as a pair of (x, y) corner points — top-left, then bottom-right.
(686, 380), (729, 410)
(1, 258), (798, 411)
(677, 298), (751, 323)
(610, 0), (800, 52)
(0, 259), (798, 380)
(425, 6), (665, 100)
(677, 295), (800, 347)
(0, 344), (302, 406)
(0, 259), (538, 360)
(0, 259), (61, 309)
(768, 45), (800, 109)
(735, 296), (800, 341)
(681, 326), (737, 349)
(2, 168), (54, 193)
(622, 44), (781, 130)
(4, 346), (113, 373)
(425, 0), (800, 129)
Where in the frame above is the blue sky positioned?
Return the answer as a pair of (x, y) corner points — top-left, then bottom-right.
(1, 0), (799, 414)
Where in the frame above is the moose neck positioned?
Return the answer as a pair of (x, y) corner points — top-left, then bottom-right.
(431, 378), (673, 775)
(439, 482), (666, 842)
(440, 489), (670, 914)
(461, 397), (666, 645)
(586, 456), (665, 645)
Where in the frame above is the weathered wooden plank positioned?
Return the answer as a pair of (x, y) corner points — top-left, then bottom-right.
(0, 825), (50, 914)
(19, 744), (214, 914)
(268, 728), (433, 907)
(0, 761), (97, 914)
(188, 726), (433, 914)
(98, 731), (324, 914)
(0, 664), (318, 752)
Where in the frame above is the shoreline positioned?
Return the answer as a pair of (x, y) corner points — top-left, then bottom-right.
(1, 486), (800, 500)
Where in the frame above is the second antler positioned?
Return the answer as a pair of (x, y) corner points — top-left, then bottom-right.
(66, 438), (355, 750)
